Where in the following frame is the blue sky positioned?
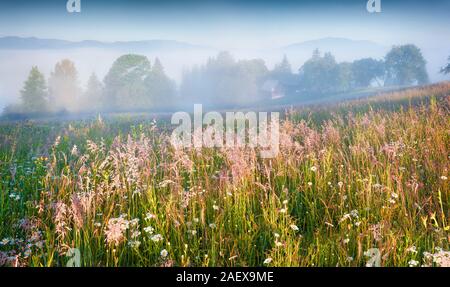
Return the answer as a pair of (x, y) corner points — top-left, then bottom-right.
(0, 0), (449, 49)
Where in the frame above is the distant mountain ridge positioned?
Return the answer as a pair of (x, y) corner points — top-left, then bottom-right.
(0, 36), (388, 53)
(280, 37), (388, 61)
(282, 37), (385, 50)
(0, 36), (213, 51)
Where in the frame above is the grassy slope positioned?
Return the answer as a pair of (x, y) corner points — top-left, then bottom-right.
(0, 83), (448, 267)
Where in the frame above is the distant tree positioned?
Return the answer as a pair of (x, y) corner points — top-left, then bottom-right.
(48, 59), (80, 112)
(337, 62), (354, 92)
(298, 50), (341, 95)
(272, 55), (292, 80)
(384, 45), (429, 86)
(20, 66), (48, 113)
(352, 58), (385, 88)
(104, 54), (151, 111)
(181, 52), (269, 106)
(234, 59), (268, 104)
(82, 73), (103, 112)
(441, 56), (450, 74)
(269, 55), (295, 95)
(144, 58), (177, 109)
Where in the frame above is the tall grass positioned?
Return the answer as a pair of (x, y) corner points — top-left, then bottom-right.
(0, 83), (449, 267)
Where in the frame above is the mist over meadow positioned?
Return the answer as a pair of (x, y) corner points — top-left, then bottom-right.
(0, 36), (449, 118)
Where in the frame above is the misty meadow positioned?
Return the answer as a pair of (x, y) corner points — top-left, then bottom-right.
(0, 0), (449, 268)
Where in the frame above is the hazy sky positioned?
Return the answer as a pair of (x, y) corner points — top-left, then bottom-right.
(1, 0), (449, 49)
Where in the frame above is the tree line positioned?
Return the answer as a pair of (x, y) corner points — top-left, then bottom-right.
(4, 44), (447, 117)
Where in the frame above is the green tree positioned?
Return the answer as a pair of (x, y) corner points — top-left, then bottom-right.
(20, 66), (48, 113)
(441, 56), (450, 74)
(337, 62), (354, 92)
(144, 58), (177, 109)
(352, 58), (385, 88)
(384, 45), (429, 86)
(82, 73), (103, 112)
(272, 55), (292, 80)
(104, 54), (151, 111)
(181, 52), (269, 106)
(298, 50), (340, 95)
(48, 59), (80, 112)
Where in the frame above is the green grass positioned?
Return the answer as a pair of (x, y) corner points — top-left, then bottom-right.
(0, 83), (449, 267)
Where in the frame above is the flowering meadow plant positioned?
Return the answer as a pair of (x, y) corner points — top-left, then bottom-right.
(0, 83), (449, 267)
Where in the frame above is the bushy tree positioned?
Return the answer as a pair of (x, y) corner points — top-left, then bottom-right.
(144, 58), (177, 109)
(82, 73), (103, 112)
(271, 55), (293, 80)
(298, 50), (341, 95)
(20, 66), (48, 113)
(337, 62), (354, 92)
(181, 52), (269, 107)
(104, 54), (151, 111)
(384, 45), (429, 86)
(441, 56), (450, 74)
(352, 58), (385, 88)
(48, 59), (80, 112)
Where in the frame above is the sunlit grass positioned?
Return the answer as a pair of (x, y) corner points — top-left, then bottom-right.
(0, 83), (449, 267)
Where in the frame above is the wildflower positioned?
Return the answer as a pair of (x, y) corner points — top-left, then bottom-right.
(53, 136), (61, 147)
(128, 240), (141, 249)
(209, 223), (217, 229)
(213, 205), (219, 211)
(279, 208), (287, 214)
(275, 241), (283, 247)
(144, 226), (154, 234)
(263, 258), (273, 264)
(131, 230), (141, 239)
(307, 182), (313, 187)
(290, 224), (299, 231)
(282, 200), (288, 205)
(338, 182), (344, 188)
(347, 257), (354, 262)
(339, 214), (351, 223)
(441, 176), (448, 180)
(391, 192), (399, 199)
(431, 249), (450, 267)
(71, 145), (78, 156)
(190, 230), (197, 235)
(406, 246), (418, 254)
(151, 234), (163, 242)
(274, 233), (280, 238)
(104, 217), (129, 246)
(145, 213), (156, 220)
(160, 249), (168, 258)
(343, 238), (350, 244)
(310, 166), (317, 172)
(408, 260), (419, 267)
(350, 210), (359, 218)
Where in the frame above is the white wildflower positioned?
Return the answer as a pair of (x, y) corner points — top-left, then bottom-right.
(160, 249), (168, 258)
(263, 258), (273, 264)
(290, 224), (299, 231)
